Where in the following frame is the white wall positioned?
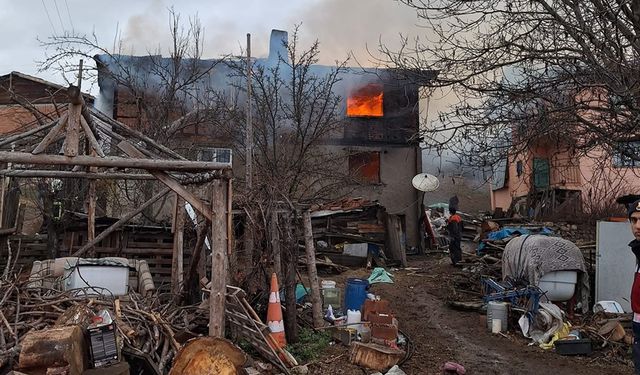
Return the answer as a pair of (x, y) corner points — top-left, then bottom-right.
(596, 221), (636, 312)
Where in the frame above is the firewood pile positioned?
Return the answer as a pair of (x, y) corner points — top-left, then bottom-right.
(0, 273), (209, 374)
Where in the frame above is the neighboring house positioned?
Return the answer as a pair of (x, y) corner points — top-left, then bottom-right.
(0, 71), (95, 233)
(0, 71), (94, 134)
(95, 29), (436, 248)
(491, 88), (640, 218)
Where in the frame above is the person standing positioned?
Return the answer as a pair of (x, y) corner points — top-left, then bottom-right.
(447, 208), (463, 266)
(628, 199), (640, 374)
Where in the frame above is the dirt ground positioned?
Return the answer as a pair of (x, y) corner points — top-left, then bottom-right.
(307, 252), (633, 375)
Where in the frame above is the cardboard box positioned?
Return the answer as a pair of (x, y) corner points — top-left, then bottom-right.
(363, 300), (391, 320)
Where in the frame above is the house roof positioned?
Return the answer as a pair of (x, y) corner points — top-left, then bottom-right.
(0, 71), (95, 102)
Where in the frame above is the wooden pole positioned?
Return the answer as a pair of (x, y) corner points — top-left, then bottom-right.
(87, 151), (96, 255)
(0, 170), (158, 179)
(31, 114), (68, 155)
(0, 118), (59, 148)
(172, 196), (185, 295)
(0, 151), (230, 171)
(64, 103), (81, 157)
(118, 141), (213, 221)
(270, 209), (282, 281)
(209, 179), (229, 337)
(302, 210), (323, 328)
(72, 187), (171, 257)
(246, 33), (253, 190)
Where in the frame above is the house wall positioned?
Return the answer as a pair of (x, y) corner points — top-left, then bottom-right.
(323, 144), (421, 247)
(492, 142), (640, 212)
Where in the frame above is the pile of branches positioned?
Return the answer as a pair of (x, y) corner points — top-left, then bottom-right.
(0, 274), (209, 374)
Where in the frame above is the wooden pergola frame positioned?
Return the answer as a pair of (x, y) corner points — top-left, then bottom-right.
(0, 84), (230, 337)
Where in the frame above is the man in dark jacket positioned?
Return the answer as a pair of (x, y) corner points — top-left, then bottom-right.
(629, 199), (640, 374)
(447, 208), (463, 266)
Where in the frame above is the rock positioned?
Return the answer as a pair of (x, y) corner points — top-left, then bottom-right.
(290, 365), (309, 375)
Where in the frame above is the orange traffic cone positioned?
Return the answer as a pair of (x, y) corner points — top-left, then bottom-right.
(267, 273), (287, 348)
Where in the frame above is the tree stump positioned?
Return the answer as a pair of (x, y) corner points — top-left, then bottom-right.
(168, 337), (246, 375)
(18, 326), (86, 375)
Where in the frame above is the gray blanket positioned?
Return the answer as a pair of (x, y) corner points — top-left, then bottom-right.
(503, 234), (589, 312)
(502, 234), (587, 285)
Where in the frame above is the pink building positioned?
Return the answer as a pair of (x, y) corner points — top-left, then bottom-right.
(491, 89), (640, 217)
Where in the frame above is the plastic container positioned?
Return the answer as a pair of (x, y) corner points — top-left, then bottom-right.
(321, 280), (336, 289)
(344, 278), (369, 312)
(486, 301), (508, 332)
(322, 288), (341, 310)
(538, 270), (577, 301)
(346, 309), (363, 333)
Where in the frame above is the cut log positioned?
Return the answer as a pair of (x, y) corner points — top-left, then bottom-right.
(349, 342), (405, 372)
(18, 326), (86, 375)
(168, 337), (246, 375)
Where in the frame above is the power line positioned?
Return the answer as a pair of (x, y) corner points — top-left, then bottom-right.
(64, 0), (74, 31)
(40, 0), (58, 36)
(53, 0), (66, 33)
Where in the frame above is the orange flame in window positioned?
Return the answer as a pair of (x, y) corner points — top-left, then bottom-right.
(347, 84), (383, 117)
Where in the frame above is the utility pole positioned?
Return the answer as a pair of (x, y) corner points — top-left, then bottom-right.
(244, 33), (254, 270)
(246, 34), (253, 190)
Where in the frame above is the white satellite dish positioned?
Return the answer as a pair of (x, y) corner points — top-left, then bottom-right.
(412, 173), (440, 192)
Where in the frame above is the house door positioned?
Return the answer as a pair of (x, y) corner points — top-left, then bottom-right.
(533, 158), (550, 189)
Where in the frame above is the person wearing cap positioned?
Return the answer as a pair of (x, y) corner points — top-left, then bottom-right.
(628, 199), (640, 373)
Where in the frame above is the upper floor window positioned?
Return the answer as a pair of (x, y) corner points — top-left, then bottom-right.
(613, 141), (640, 168)
(347, 84), (383, 118)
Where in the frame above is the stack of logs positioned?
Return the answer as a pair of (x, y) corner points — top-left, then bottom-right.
(0, 274), (210, 374)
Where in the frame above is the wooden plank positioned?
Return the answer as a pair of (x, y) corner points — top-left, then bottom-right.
(64, 103), (81, 157)
(0, 151), (229, 171)
(117, 141), (213, 221)
(79, 116), (105, 157)
(31, 114), (68, 155)
(172, 196), (185, 294)
(303, 210), (323, 328)
(209, 180), (228, 337)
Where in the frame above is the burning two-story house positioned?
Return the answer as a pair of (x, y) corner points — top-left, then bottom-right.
(94, 29), (436, 250)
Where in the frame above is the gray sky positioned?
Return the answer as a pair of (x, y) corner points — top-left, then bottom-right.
(0, 0), (425, 85)
(1, 0), (462, 173)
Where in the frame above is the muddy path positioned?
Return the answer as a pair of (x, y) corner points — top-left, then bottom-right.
(308, 254), (632, 375)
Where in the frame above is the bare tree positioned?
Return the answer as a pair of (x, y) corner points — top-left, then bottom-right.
(378, 0), (640, 165)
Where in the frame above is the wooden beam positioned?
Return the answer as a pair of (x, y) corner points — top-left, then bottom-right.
(302, 210), (323, 328)
(90, 108), (188, 161)
(172, 196), (185, 294)
(64, 103), (81, 157)
(0, 118), (59, 148)
(72, 187), (171, 257)
(87, 151), (97, 255)
(0, 169), (159, 179)
(117, 141), (213, 221)
(0, 151), (229, 171)
(31, 114), (68, 155)
(209, 180), (228, 337)
(79, 116), (105, 157)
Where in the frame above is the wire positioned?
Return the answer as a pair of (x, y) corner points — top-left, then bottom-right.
(40, 0), (58, 36)
(53, 0), (66, 33)
(63, 0), (74, 31)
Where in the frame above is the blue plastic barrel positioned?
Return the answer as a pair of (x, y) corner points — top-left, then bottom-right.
(344, 278), (369, 312)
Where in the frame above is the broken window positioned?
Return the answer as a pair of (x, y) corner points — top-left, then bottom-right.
(516, 160), (523, 177)
(349, 151), (380, 183)
(347, 84), (383, 117)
